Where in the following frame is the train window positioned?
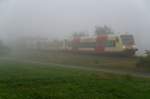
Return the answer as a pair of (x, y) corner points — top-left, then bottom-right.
(120, 35), (134, 45)
(79, 42), (96, 48)
(96, 41), (105, 46)
(106, 40), (116, 47)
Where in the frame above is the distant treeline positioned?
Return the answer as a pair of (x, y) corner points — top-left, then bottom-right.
(0, 40), (10, 55)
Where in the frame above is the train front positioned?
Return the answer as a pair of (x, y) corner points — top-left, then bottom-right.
(120, 34), (138, 56)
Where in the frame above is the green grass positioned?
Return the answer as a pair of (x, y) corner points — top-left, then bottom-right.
(0, 60), (150, 99)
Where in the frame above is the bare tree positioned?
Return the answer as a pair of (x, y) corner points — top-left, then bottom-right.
(72, 32), (89, 38)
(0, 40), (10, 55)
(95, 25), (114, 35)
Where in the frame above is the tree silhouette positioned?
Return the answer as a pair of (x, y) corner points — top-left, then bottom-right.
(95, 25), (114, 35)
(72, 32), (88, 37)
(0, 40), (10, 55)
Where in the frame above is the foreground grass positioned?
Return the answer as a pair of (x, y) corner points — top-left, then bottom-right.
(0, 60), (150, 99)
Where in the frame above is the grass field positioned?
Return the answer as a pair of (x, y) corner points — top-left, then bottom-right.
(0, 60), (150, 99)
(18, 52), (138, 72)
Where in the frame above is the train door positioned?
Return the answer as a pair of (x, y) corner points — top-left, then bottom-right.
(71, 37), (80, 51)
(96, 35), (108, 53)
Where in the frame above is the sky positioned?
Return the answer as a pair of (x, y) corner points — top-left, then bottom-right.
(0, 0), (150, 52)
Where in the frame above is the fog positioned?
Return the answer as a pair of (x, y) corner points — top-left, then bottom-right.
(0, 0), (150, 52)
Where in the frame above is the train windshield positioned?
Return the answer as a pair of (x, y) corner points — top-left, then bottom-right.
(120, 35), (135, 45)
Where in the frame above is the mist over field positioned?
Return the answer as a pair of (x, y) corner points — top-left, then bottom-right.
(1, 1), (150, 98)
(0, 0), (150, 53)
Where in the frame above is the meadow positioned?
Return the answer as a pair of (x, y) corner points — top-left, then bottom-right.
(0, 59), (150, 99)
(20, 51), (138, 72)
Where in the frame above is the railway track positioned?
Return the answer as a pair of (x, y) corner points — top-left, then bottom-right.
(0, 57), (150, 78)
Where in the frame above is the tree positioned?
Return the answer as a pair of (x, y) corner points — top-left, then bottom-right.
(0, 40), (10, 55)
(72, 32), (88, 38)
(95, 25), (114, 35)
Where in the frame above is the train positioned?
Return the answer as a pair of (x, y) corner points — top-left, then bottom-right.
(48, 33), (138, 56)
(14, 33), (138, 56)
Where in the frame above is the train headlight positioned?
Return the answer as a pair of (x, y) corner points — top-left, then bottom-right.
(122, 46), (126, 49)
(132, 45), (136, 48)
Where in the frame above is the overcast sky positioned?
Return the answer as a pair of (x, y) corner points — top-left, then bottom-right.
(0, 0), (150, 51)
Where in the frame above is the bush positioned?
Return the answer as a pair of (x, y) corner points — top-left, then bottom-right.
(0, 40), (10, 56)
(94, 60), (99, 64)
(136, 50), (150, 69)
